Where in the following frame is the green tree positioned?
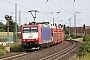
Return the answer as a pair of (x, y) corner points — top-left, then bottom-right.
(77, 35), (90, 58)
(0, 22), (5, 32)
(9, 21), (16, 32)
(65, 26), (69, 34)
(5, 15), (19, 32)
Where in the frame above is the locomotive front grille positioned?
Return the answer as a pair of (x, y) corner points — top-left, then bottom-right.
(22, 42), (39, 48)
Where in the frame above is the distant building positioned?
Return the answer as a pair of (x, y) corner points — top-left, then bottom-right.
(69, 26), (90, 35)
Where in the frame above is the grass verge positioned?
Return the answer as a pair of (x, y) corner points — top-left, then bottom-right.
(75, 53), (90, 60)
(0, 46), (8, 56)
(9, 43), (24, 52)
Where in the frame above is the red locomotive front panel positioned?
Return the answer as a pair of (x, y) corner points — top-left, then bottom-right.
(21, 24), (42, 49)
(22, 27), (38, 42)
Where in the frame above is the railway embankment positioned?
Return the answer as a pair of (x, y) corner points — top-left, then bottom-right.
(67, 38), (83, 42)
(0, 40), (79, 60)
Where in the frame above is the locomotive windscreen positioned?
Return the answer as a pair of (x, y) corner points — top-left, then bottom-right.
(23, 27), (38, 33)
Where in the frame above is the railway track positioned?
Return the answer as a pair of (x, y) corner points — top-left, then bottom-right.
(0, 40), (78, 60)
(39, 40), (78, 60)
(0, 52), (28, 60)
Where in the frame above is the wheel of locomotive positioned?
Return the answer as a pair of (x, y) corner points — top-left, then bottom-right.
(44, 43), (49, 48)
(25, 49), (30, 52)
(39, 44), (44, 50)
(46, 43), (50, 48)
(48, 43), (51, 47)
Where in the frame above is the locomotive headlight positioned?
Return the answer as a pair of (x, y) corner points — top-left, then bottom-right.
(23, 40), (25, 41)
(36, 38), (38, 40)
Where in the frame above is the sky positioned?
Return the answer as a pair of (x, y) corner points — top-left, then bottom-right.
(0, 0), (90, 27)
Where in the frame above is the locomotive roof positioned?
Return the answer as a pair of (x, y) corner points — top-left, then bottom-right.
(29, 22), (49, 24)
(23, 22), (60, 29)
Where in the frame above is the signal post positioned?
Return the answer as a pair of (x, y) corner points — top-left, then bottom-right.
(5, 15), (11, 52)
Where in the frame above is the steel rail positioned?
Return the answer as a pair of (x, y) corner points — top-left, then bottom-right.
(0, 52), (28, 60)
(39, 41), (76, 60)
(55, 46), (78, 60)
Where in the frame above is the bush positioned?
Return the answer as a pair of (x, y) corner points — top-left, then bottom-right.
(77, 35), (90, 58)
(83, 35), (90, 41)
(64, 34), (70, 39)
(10, 43), (24, 52)
(0, 46), (5, 50)
(70, 34), (76, 39)
(0, 46), (7, 56)
(76, 34), (83, 38)
(70, 34), (83, 39)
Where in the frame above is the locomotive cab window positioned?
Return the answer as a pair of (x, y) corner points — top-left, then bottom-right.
(23, 27), (38, 33)
(31, 27), (38, 32)
(23, 28), (30, 33)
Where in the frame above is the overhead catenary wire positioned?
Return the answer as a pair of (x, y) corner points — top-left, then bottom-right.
(65, 0), (73, 4)
(2, 0), (51, 16)
(65, 0), (76, 13)
(34, 0), (72, 22)
(34, 0), (55, 13)
(2, 0), (31, 10)
(2, 0), (52, 22)
(2, 0), (72, 15)
(2, 0), (74, 24)
(34, 0), (72, 15)
(49, 0), (72, 14)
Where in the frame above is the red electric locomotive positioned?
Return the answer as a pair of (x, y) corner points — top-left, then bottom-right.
(21, 22), (64, 50)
